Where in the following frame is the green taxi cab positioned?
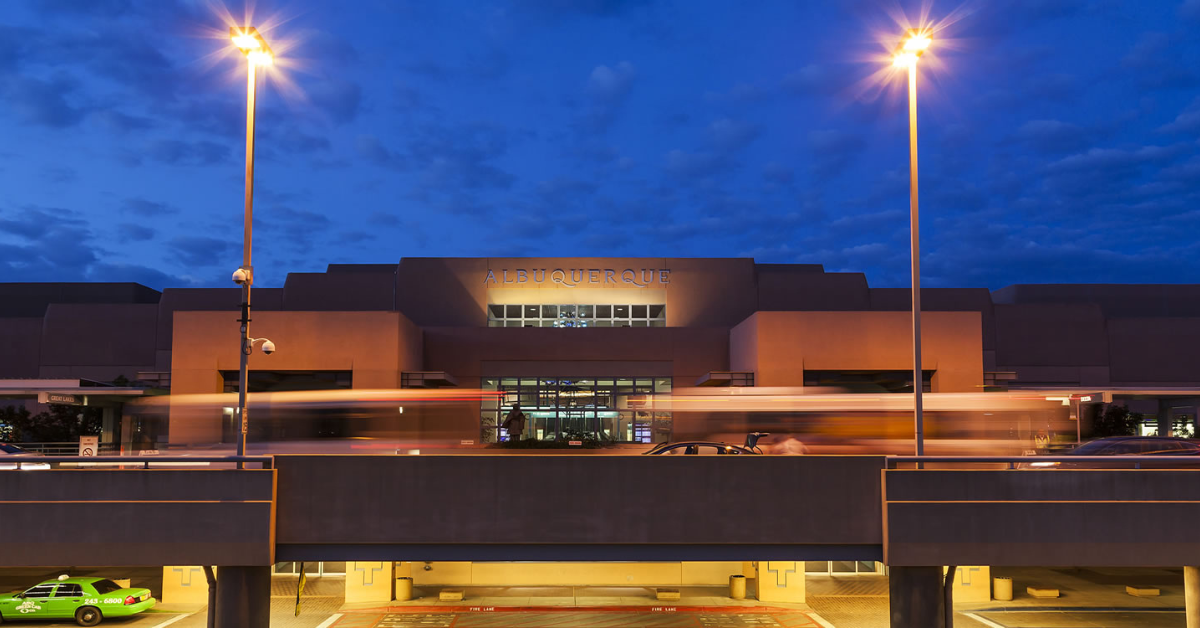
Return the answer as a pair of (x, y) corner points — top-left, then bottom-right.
(0, 576), (155, 626)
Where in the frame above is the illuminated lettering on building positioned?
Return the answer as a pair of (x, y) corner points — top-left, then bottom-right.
(484, 268), (670, 288)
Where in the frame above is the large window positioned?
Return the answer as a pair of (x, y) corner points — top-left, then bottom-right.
(221, 370), (352, 393)
(487, 304), (666, 327)
(481, 377), (672, 443)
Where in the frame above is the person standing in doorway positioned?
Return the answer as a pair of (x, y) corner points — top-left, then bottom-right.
(502, 402), (527, 442)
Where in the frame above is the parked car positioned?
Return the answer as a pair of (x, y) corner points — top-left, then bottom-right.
(1025, 436), (1200, 468)
(0, 576), (155, 626)
(643, 441), (758, 455)
(0, 443), (50, 471)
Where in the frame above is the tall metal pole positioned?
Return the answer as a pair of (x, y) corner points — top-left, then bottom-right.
(236, 60), (257, 465)
(907, 63), (924, 457)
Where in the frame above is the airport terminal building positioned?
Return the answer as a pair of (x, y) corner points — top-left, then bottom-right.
(5, 257), (1200, 596)
(3, 257), (1200, 449)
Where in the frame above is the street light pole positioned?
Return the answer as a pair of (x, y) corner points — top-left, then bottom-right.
(907, 60), (923, 457)
(894, 29), (932, 457)
(230, 27), (273, 466)
(236, 50), (257, 464)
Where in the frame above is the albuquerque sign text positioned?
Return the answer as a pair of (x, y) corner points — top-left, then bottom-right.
(484, 268), (670, 288)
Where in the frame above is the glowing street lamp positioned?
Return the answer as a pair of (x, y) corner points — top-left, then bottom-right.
(893, 28), (931, 457)
(229, 26), (275, 465)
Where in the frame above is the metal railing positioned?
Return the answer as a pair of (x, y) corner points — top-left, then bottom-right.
(9, 442), (120, 456)
(887, 455), (1200, 469)
(15, 455), (273, 469)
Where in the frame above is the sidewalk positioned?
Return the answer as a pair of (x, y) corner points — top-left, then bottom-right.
(961, 567), (1185, 611)
(343, 584), (812, 611)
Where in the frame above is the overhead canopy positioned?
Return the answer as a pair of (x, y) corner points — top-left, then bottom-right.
(0, 379), (161, 405)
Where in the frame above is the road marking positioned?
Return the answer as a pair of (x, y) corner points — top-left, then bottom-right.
(810, 611), (836, 628)
(315, 613), (343, 628)
(962, 612), (1006, 628)
(151, 611), (198, 628)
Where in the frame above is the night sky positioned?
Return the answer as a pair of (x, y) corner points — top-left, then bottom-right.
(1, 0), (1198, 290)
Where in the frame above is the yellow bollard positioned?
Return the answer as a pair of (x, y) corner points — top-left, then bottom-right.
(993, 577), (1013, 601)
(729, 574), (746, 600)
(396, 577), (413, 602)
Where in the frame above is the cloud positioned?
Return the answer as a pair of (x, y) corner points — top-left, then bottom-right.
(309, 78), (363, 124)
(403, 48), (510, 82)
(406, 122), (516, 192)
(333, 231), (375, 244)
(587, 62), (637, 102)
(1159, 97), (1200, 134)
(808, 129), (867, 179)
(763, 162), (793, 185)
(780, 64), (844, 97)
(1119, 32), (1199, 91)
(268, 126), (332, 155)
(85, 263), (188, 288)
(0, 206), (99, 277)
(705, 82), (771, 104)
(663, 117), (760, 181)
(356, 134), (403, 167)
(707, 119), (760, 152)
(256, 206), (332, 251)
(168, 236), (232, 268)
(123, 198), (179, 216)
(664, 149), (723, 179)
(1015, 119), (1089, 154)
(580, 61), (637, 132)
(94, 109), (155, 132)
(144, 139), (229, 166)
(1025, 73), (1079, 102)
(2, 75), (89, 128)
(31, 0), (132, 16)
(524, 0), (653, 18)
(118, 223), (155, 241)
(1184, 0), (1200, 20)
(41, 166), (78, 184)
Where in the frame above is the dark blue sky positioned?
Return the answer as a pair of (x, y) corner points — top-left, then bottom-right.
(2, 0), (1198, 290)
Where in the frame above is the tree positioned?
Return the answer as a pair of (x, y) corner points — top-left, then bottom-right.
(0, 404), (102, 443)
(1092, 404), (1142, 438)
(0, 405), (29, 441)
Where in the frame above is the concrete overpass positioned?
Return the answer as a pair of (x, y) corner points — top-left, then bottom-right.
(4, 454), (1200, 626)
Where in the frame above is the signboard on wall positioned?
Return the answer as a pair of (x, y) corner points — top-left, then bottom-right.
(485, 267), (671, 288)
(79, 435), (99, 457)
(38, 392), (84, 406)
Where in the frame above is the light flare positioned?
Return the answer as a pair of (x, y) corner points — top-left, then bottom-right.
(231, 33), (261, 50)
(893, 52), (919, 68)
(248, 50), (273, 66)
(903, 33), (933, 52)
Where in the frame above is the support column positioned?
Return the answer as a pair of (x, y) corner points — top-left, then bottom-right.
(1186, 566), (1200, 628)
(213, 566), (270, 628)
(889, 566), (943, 628)
(346, 561), (395, 603)
(755, 561), (804, 603)
(162, 566), (209, 604)
(946, 565), (991, 603)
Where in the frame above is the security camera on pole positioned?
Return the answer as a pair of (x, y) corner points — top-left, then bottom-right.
(230, 27), (276, 466)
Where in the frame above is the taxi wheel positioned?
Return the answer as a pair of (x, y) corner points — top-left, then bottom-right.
(75, 606), (102, 626)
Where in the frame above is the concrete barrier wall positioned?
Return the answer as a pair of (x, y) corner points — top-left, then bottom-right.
(883, 470), (1200, 566)
(0, 470), (275, 567)
(275, 455), (886, 557)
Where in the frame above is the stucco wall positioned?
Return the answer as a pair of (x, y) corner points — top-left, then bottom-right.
(169, 310), (423, 442)
(38, 303), (159, 381)
(422, 326), (730, 386)
(172, 310), (423, 393)
(730, 311), (983, 392)
(395, 257), (759, 329)
(0, 317), (42, 378)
